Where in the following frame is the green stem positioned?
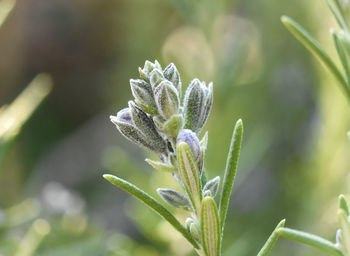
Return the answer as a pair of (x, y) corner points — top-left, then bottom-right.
(277, 227), (344, 256)
(257, 219), (285, 256)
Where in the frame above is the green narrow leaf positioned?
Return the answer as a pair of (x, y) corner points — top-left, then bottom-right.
(201, 197), (220, 256)
(281, 16), (350, 101)
(334, 0), (345, 17)
(145, 158), (177, 173)
(327, 0), (349, 31)
(338, 209), (350, 254)
(277, 228), (344, 256)
(177, 142), (202, 215)
(257, 219), (285, 256)
(219, 119), (243, 231)
(339, 194), (350, 216)
(103, 174), (199, 249)
(332, 30), (350, 87)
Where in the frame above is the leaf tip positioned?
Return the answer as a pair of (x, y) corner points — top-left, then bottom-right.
(103, 174), (115, 183)
(235, 118), (244, 134)
(278, 219), (286, 228)
(339, 194), (350, 215)
(202, 195), (213, 204)
(236, 118), (243, 127)
(177, 141), (188, 149)
(280, 15), (290, 24)
(177, 141), (191, 155)
(339, 194), (347, 202)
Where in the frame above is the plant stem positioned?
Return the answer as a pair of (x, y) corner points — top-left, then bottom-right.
(277, 228), (344, 256)
(257, 219), (285, 256)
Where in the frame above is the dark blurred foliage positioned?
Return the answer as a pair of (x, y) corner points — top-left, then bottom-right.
(0, 0), (349, 255)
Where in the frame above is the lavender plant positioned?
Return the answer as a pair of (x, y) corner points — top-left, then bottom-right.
(104, 60), (283, 255)
(278, 0), (350, 255)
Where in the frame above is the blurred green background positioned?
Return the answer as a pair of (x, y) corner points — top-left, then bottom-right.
(0, 0), (349, 255)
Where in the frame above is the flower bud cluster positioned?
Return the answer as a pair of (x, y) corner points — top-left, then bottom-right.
(110, 60), (213, 160)
(110, 60), (218, 248)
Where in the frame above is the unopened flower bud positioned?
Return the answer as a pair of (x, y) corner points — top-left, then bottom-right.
(130, 79), (157, 114)
(154, 81), (180, 119)
(110, 108), (165, 153)
(163, 63), (182, 96)
(189, 222), (201, 242)
(128, 101), (166, 152)
(157, 188), (190, 209)
(203, 176), (220, 197)
(149, 69), (164, 87)
(138, 60), (162, 80)
(185, 218), (201, 243)
(177, 129), (201, 162)
(183, 79), (213, 134)
(162, 114), (184, 139)
(185, 218), (195, 229)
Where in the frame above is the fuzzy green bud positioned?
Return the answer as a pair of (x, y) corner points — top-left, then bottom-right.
(154, 81), (180, 120)
(128, 101), (166, 152)
(183, 79), (213, 134)
(154, 114), (184, 139)
(130, 79), (157, 114)
(157, 188), (190, 209)
(163, 63), (182, 96)
(110, 107), (166, 153)
(138, 60), (162, 80)
(149, 69), (165, 88)
(189, 222), (202, 243)
(203, 176), (220, 197)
